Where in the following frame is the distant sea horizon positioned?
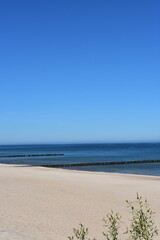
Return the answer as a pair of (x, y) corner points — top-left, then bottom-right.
(1, 140), (160, 145)
(0, 143), (160, 176)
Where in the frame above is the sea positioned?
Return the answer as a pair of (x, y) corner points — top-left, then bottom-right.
(0, 143), (160, 176)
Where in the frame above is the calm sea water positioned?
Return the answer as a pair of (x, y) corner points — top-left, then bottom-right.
(0, 143), (160, 176)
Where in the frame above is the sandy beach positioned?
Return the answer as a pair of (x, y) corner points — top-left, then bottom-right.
(0, 164), (160, 240)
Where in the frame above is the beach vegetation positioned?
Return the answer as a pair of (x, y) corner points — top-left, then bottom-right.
(103, 211), (121, 240)
(125, 194), (158, 240)
(68, 194), (158, 240)
(68, 223), (91, 240)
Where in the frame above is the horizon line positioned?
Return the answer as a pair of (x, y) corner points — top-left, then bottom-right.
(0, 141), (160, 146)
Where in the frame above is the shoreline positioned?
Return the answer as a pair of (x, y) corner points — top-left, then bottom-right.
(0, 164), (160, 240)
(1, 162), (160, 176)
(1, 162), (160, 178)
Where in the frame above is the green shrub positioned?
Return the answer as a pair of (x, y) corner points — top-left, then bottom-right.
(125, 194), (158, 240)
(103, 211), (121, 240)
(68, 223), (90, 240)
(68, 194), (158, 240)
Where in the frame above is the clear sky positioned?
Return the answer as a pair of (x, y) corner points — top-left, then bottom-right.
(0, 0), (160, 144)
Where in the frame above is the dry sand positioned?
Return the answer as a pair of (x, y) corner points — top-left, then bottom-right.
(0, 164), (160, 240)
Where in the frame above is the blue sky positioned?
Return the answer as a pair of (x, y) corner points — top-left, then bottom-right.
(0, 0), (160, 144)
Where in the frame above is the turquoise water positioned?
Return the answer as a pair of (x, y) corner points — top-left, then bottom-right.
(0, 143), (160, 176)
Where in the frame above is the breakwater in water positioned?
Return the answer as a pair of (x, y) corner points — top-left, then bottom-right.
(0, 153), (64, 158)
(0, 143), (160, 175)
(41, 159), (160, 168)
